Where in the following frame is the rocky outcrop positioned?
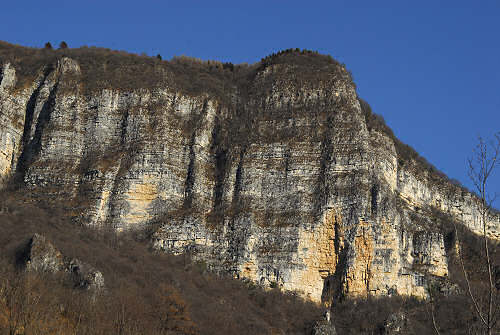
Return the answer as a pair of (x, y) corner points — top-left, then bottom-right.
(311, 310), (336, 335)
(1, 46), (498, 305)
(25, 233), (65, 272)
(383, 311), (409, 334)
(24, 234), (104, 291)
(311, 322), (336, 335)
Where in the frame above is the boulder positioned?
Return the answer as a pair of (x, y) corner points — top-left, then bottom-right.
(25, 233), (64, 272)
(24, 234), (104, 291)
(383, 311), (409, 334)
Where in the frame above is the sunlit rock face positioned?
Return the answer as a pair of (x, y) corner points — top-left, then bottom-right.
(1, 52), (498, 304)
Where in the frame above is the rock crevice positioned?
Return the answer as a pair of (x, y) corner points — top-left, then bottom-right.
(1, 52), (498, 304)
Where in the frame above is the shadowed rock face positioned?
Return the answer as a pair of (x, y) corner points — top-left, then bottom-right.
(24, 233), (104, 291)
(311, 321), (336, 335)
(25, 233), (65, 272)
(383, 311), (409, 334)
(1, 49), (498, 304)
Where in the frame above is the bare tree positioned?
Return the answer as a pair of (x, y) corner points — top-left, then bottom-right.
(454, 133), (500, 335)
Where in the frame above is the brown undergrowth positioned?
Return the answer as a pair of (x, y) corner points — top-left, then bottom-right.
(0, 191), (321, 335)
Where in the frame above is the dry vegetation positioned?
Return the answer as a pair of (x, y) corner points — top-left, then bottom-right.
(359, 97), (470, 190)
(1, 41), (499, 334)
(329, 218), (500, 335)
(0, 40), (461, 188)
(0, 191), (322, 335)
(0, 41), (252, 98)
(0, 42), (346, 99)
(0, 192), (497, 334)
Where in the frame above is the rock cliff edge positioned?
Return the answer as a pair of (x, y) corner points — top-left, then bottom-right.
(1, 44), (498, 304)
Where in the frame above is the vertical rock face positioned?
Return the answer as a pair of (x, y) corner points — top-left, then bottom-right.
(0, 63), (23, 183)
(1, 46), (498, 305)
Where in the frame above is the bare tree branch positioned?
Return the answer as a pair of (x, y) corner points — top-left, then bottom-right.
(453, 221), (488, 327)
(461, 133), (500, 335)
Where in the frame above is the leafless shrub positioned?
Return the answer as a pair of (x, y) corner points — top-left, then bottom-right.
(0, 192), (322, 334)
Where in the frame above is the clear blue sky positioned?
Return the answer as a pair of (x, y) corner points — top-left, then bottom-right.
(2, 1), (500, 203)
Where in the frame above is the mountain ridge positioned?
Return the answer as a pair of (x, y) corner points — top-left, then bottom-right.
(0, 41), (498, 306)
(0, 40), (476, 196)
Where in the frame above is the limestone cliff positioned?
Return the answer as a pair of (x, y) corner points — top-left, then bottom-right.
(0, 44), (498, 305)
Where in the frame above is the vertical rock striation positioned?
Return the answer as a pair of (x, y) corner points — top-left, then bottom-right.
(1, 45), (498, 304)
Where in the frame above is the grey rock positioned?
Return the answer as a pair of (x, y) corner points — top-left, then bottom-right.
(383, 311), (408, 334)
(0, 63), (16, 89)
(67, 258), (105, 291)
(1, 54), (498, 304)
(24, 234), (104, 291)
(311, 320), (336, 335)
(25, 233), (64, 272)
(427, 275), (462, 296)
